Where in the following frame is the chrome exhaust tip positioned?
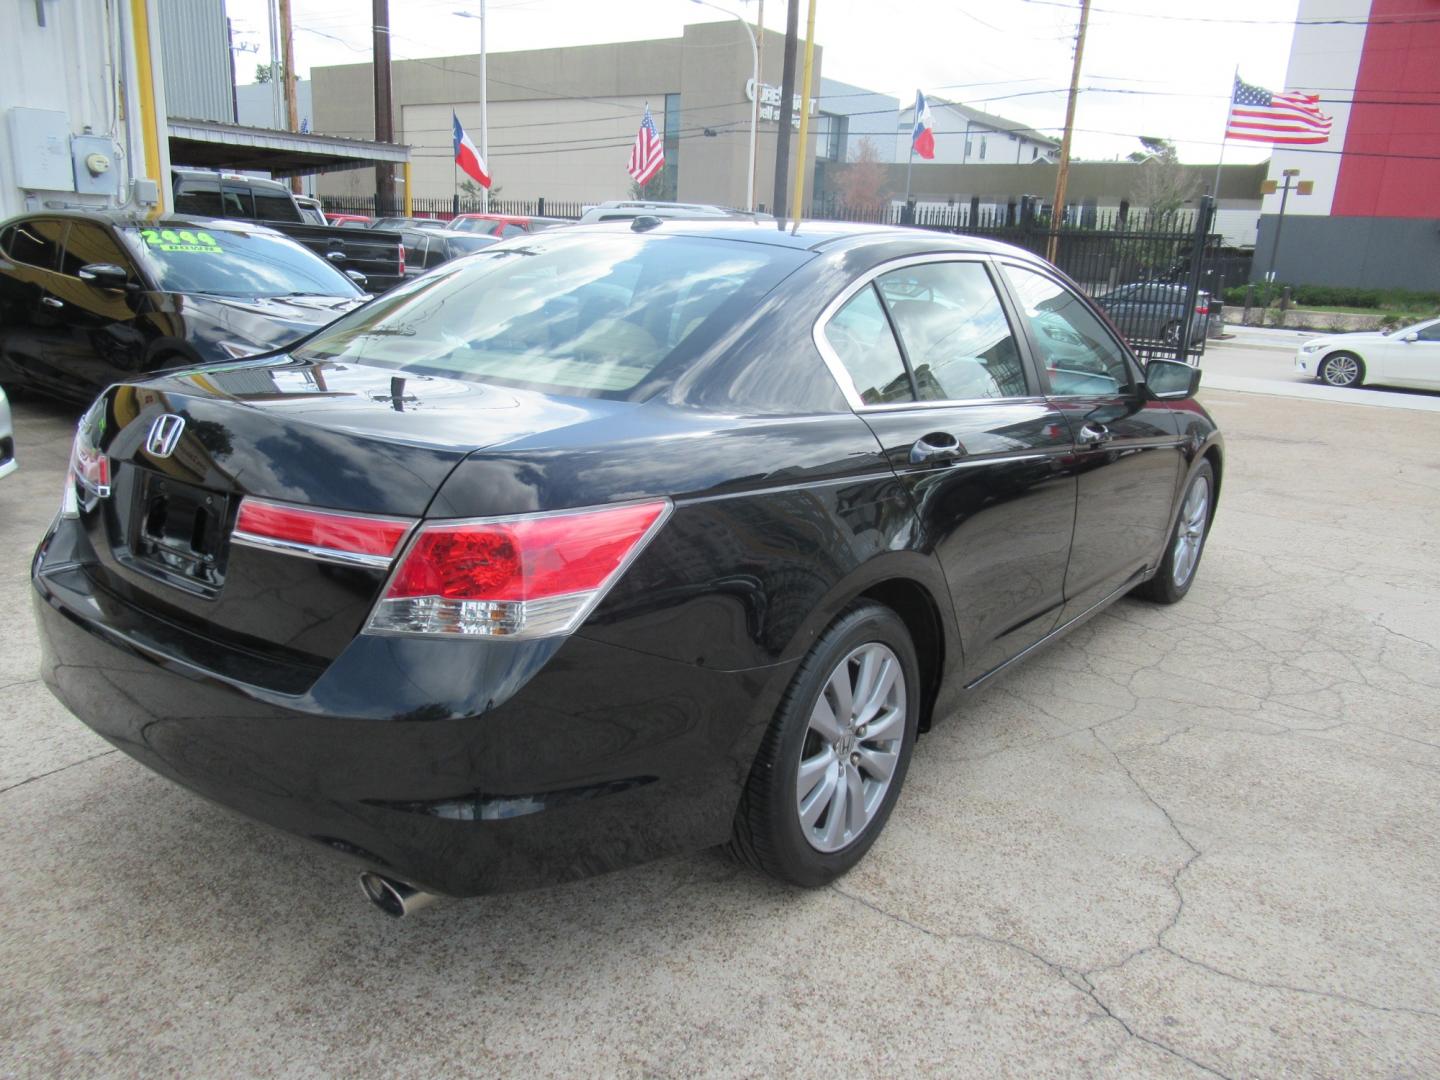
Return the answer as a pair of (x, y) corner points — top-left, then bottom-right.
(358, 871), (438, 918)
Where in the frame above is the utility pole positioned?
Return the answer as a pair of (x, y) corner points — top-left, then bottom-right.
(771, 0), (799, 220)
(278, 0), (301, 193)
(1046, 0), (1090, 263)
(373, 0), (396, 212)
(788, 0), (817, 231)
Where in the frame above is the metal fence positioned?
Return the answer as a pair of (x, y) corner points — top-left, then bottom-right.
(321, 195), (588, 220)
(319, 191), (1238, 361)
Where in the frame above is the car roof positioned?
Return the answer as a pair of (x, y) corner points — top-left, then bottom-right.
(0, 209), (283, 236)
(573, 217), (1041, 257)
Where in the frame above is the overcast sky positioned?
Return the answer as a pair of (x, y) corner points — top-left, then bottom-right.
(225, 0), (1302, 164)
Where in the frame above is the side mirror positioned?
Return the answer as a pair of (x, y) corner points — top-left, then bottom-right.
(1145, 358), (1201, 400)
(78, 263), (132, 291)
(1403, 332), (1420, 343)
(345, 269), (368, 288)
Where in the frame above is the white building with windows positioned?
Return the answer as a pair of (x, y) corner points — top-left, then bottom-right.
(896, 99), (1059, 167)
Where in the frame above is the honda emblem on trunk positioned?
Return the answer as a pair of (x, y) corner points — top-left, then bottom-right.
(145, 414), (186, 458)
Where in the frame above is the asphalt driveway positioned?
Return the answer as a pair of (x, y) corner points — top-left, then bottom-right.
(1, 387), (1437, 1077)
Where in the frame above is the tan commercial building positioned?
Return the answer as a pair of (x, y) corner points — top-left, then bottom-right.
(311, 21), (826, 210)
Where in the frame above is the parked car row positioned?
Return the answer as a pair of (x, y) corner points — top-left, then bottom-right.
(19, 216), (1223, 917)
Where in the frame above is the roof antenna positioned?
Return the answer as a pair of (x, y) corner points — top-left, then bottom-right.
(630, 215), (663, 232)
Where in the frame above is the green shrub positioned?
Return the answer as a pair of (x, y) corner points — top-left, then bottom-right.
(1222, 283), (1440, 311)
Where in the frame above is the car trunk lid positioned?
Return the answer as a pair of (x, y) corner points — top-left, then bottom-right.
(75, 356), (633, 664)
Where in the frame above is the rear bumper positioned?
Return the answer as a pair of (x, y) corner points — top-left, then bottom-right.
(32, 523), (796, 897)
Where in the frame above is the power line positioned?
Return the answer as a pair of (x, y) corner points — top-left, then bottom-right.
(1018, 0), (1440, 26)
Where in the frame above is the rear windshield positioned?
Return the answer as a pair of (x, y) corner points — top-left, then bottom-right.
(291, 232), (807, 399)
(121, 225), (361, 299)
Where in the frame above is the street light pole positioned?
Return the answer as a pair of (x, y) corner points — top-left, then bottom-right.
(455, 6), (489, 212)
(1260, 168), (1312, 283)
(692, 0), (758, 210)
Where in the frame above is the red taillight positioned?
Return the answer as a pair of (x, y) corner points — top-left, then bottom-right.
(234, 498), (413, 567)
(63, 403), (110, 516)
(368, 500), (671, 639)
(1196, 304), (1209, 315)
(397, 241), (405, 275)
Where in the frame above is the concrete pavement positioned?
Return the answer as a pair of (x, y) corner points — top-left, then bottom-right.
(1, 387), (1437, 1078)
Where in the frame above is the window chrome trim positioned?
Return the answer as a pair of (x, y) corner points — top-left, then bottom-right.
(811, 253), (1037, 413)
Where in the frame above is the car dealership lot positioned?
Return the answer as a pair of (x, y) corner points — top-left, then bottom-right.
(2, 388), (1437, 1077)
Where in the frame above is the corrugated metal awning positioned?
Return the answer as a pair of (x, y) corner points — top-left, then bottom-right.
(168, 118), (409, 178)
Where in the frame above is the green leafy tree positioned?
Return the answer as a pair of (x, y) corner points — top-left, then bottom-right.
(254, 62), (284, 85)
(628, 162), (676, 201)
(458, 179), (502, 201)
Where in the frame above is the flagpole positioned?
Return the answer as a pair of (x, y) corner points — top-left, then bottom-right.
(904, 142), (914, 212)
(1212, 64), (1237, 199)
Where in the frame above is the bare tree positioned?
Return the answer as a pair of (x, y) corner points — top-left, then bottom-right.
(1130, 137), (1200, 226)
(834, 137), (891, 211)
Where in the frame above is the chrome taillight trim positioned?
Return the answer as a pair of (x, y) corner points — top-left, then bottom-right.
(230, 530), (398, 569)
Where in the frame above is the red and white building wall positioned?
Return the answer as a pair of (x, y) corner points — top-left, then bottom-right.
(1257, 0), (1440, 287)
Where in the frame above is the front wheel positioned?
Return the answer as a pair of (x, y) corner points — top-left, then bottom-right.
(727, 602), (920, 887)
(1318, 351), (1364, 388)
(1138, 462), (1214, 604)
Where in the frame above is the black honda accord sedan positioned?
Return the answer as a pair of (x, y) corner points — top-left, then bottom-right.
(32, 221), (1221, 915)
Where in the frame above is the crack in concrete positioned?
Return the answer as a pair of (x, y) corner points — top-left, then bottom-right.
(0, 749), (118, 796)
(831, 884), (1233, 1079)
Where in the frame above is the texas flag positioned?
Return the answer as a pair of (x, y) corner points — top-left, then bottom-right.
(911, 90), (935, 160)
(452, 111), (490, 188)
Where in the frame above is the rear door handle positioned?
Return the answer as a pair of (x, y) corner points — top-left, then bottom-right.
(40, 296), (63, 309)
(1077, 422), (1110, 446)
(909, 433), (964, 465)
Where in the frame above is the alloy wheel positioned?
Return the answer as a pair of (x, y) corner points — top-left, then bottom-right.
(796, 642), (907, 853)
(1323, 355), (1360, 386)
(1172, 475), (1210, 587)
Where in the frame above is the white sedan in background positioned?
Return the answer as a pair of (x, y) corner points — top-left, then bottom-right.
(1296, 318), (1440, 390)
(0, 387), (15, 480)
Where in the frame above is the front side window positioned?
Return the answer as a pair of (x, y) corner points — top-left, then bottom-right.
(1414, 321), (1440, 342)
(876, 261), (1027, 401)
(823, 285), (912, 405)
(5, 219), (65, 270)
(120, 225), (359, 298)
(1003, 263), (1135, 397)
(59, 222), (131, 278)
(293, 232), (806, 399)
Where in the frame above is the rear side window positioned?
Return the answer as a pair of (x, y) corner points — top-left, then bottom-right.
(293, 232), (808, 399)
(823, 285), (912, 405)
(5, 219), (65, 269)
(876, 262), (1027, 401)
(1003, 263), (1135, 397)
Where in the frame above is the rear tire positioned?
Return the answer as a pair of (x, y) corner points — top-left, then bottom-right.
(1318, 351), (1364, 388)
(1138, 462), (1214, 604)
(727, 601), (920, 888)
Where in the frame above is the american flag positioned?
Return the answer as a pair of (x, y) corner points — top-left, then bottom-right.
(1225, 76), (1332, 145)
(627, 104), (665, 185)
